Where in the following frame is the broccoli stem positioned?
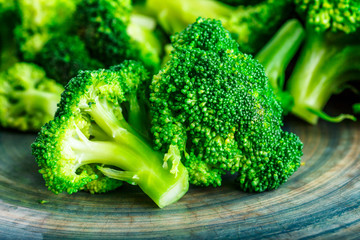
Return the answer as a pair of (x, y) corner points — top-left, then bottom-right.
(256, 19), (305, 92)
(286, 31), (360, 124)
(146, 0), (233, 34)
(74, 96), (188, 208)
(256, 19), (305, 112)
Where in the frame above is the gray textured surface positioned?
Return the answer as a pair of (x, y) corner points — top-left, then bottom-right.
(0, 118), (359, 239)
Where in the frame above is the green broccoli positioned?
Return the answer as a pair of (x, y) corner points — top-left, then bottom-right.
(0, 62), (63, 131)
(150, 18), (303, 192)
(35, 35), (103, 86)
(74, 0), (162, 73)
(14, 0), (78, 60)
(146, 0), (294, 54)
(286, 0), (360, 124)
(31, 60), (189, 208)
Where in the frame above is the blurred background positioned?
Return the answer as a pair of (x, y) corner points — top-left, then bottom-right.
(0, 0), (359, 131)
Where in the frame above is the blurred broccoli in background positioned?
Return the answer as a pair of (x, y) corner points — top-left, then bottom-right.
(14, 0), (78, 60)
(35, 35), (103, 85)
(255, 0), (360, 124)
(0, 62), (63, 131)
(146, 0), (294, 54)
(74, 0), (162, 73)
(288, 0), (360, 124)
(218, 0), (265, 6)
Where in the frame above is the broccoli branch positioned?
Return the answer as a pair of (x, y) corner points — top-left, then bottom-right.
(286, 30), (360, 124)
(256, 19), (305, 112)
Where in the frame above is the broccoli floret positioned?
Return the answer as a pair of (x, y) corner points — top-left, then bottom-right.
(74, 0), (162, 73)
(150, 18), (303, 191)
(0, 62), (63, 131)
(146, 0), (293, 54)
(285, 0), (360, 124)
(35, 35), (103, 86)
(14, 0), (78, 60)
(31, 60), (189, 208)
(255, 19), (306, 113)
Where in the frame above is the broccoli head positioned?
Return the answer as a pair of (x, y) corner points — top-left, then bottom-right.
(31, 60), (189, 208)
(35, 35), (103, 86)
(150, 18), (303, 192)
(0, 63), (63, 131)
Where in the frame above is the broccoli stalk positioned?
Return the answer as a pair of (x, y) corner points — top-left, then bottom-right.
(287, 30), (360, 124)
(67, 96), (187, 207)
(255, 19), (305, 113)
(146, 0), (293, 54)
(32, 61), (189, 208)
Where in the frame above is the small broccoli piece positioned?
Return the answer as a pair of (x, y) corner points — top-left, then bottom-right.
(146, 0), (293, 54)
(35, 35), (103, 86)
(255, 19), (306, 113)
(15, 0), (77, 60)
(74, 0), (162, 73)
(285, 0), (360, 124)
(0, 62), (63, 131)
(31, 60), (189, 208)
(150, 18), (303, 191)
